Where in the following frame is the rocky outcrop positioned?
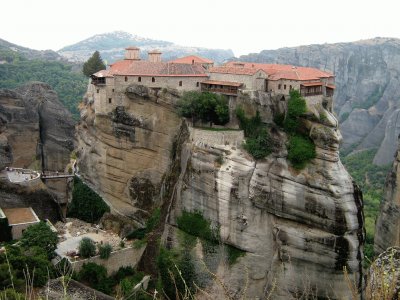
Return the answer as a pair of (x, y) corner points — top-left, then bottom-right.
(0, 82), (75, 170)
(374, 142), (400, 254)
(77, 87), (364, 298)
(76, 87), (182, 223)
(166, 94), (364, 299)
(239, 38), (400, 164)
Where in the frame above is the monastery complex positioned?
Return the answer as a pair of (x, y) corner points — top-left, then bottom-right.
(90, 47), (335, 114)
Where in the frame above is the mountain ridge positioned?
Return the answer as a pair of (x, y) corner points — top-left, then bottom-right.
(57, 30), (234, 63)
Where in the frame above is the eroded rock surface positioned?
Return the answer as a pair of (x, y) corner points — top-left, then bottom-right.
(166, 96), (364, 299)
(77, 88), (364, 298)
(375, 143), (400, 253)
(0, 82), (75, 170)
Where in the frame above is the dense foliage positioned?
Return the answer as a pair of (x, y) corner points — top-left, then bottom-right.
(236, 108), (272, 159)
(177, 91), (229, 125)
(67, 176), (110, 223)
(79, 237), (96, 258)
(99, 243), (112, 259)
(281, 90), (316, 169)
(176, 210), (218, 242)
(0, 50), (86, 118)
(20, 221), (58, 258)
(341, 149), (391, 260)
(77, 262), (113, 294)
(82, 51), (106, 77)
(287, 135), (316, 169)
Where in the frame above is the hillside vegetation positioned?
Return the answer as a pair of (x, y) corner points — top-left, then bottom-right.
(341, 149), (391, 260)
(0, 48), (86, 118)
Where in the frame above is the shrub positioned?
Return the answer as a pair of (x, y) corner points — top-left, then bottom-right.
(98, 243), (112, 259)
(243, 127), (271, 159)
(78, 262), (114, 294)
(287, 135), (316, 169)
(176, 210), (218, 242)
(157, 247), (195, 299)
(67, 176), (110, 223)
(20, 221), (58, 258)
(79, 237), (96, 258)
(283, 90), (307, 134)
(177, 91), (229, 125)
(236, 108), (272, 159)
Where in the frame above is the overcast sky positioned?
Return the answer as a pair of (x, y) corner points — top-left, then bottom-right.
(1, 0), (399, 56)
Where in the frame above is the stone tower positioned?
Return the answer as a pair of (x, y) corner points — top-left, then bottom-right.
(148, 50), (162, 63)
(125, 46), (140, 60)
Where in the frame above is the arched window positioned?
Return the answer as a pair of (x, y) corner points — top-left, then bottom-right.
(284, 84), (287, 90)
(108, 98), (112, 104)
(138, 77), (141, 82)
(278, 84), (281, 89)
(152, 77), (155, 82)
(179, 81), (182, 86)
(196, 82), (199, 87)
(124, 76), (128, 82)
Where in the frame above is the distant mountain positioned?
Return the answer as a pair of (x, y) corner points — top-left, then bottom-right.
(0, 38), (65, 62)
(58, 31), (234, 64)
(238, 37), (400, 165)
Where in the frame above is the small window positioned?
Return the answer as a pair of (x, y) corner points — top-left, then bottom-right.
(289, 85), (292, 90)
(124, 76), (128, 82)
(108, 98), (112, 104)
(192, 59), (195, 64)
(112, 89), (115, 92)
(179, 81), (182, 86)
(284, 84), (286, 90)
(96, 89), (99, 93)
(152, 77), (155, 82)
(196, 82), (199, 87)
(278, 84), (281, 89)
(138, 77), (141, 82)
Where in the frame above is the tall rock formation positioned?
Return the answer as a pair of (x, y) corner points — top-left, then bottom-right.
(374, 141), (400, 254)
(239, 38), (400, 165)
(77, 85), (364, 298)
(0, 82), (75, 170)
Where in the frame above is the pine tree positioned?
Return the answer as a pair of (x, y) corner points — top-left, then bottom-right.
(82, 51), (106, 77)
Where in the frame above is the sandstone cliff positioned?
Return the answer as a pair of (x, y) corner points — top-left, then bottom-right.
(0, 82), (75, 171)
(77, 86), (364, 299)
(374, 141), (400, 254)
(239, 38), (400, 165)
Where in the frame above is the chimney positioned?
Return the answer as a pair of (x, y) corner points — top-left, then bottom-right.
(148, 50), (162, 63)
(125, 46), (140, 60)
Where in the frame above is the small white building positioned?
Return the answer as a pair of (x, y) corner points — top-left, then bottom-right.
(1, 207), (40, 240)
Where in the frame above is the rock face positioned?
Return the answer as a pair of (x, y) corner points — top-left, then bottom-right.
(167, 94), (364, 299)
(374, 142), (400, 254)
(76, 87), (182, 222)
(0, 82), (75, 170)
(239, 38), (400, 165)
(77, 87), (364, 298)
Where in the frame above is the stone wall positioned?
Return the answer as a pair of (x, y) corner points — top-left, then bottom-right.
(189, 128), (244, 147)
(71, 245), (145, 275)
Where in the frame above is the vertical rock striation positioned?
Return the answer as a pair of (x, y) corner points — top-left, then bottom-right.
(375, 142), (400, 254)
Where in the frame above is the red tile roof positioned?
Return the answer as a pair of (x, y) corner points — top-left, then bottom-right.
(208, 66), (261, 75)
(92, 69), (114, 78)
(326, 84), (336, 89)
(101, 60), (208, 77)
(201, 80), (243, 87)
(225, 62), (333, 81)
(169, 55), (214, 64)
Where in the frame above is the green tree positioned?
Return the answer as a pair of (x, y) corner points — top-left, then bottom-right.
(79, 237), (96, 258)
(20, 222), (58, 258)
(67, 176), (110, 223)
(82, 51), (106, 77)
